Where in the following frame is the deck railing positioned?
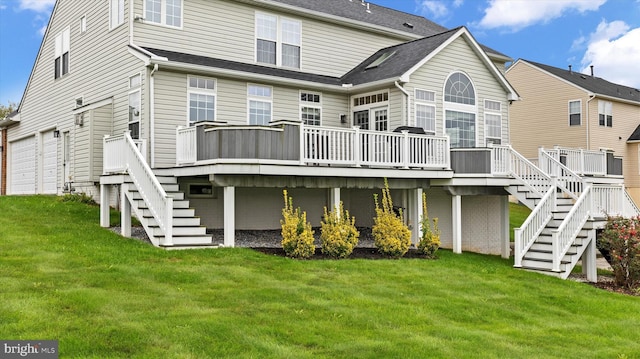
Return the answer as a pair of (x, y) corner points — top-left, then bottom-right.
(539, 149), (584, 199)
(491, 145), (552, 196)
(176, 126), (197, 165)
(543, 146), (607, 176)
(514, 186), (556, 267)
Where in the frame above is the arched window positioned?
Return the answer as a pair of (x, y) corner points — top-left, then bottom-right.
(445, 72), (475, 105)
(444, 72), (477, 148)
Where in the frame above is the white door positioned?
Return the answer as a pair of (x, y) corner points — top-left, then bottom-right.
(10, 136), (36, 194)
(42, 130), (58, 194)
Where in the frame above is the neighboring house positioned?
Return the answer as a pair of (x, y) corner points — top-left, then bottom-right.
(506, 59), (640, 202)
(1, 0), (634, 281)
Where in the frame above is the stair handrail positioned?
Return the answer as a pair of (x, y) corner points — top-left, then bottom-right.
(122, 132), (173, 246)
(514, 185), (556, 267)
(551, 184), (592, 272)
(624, 189), (640, 217)
(539, 149), (584, 200)
(493, 145), (552, 196)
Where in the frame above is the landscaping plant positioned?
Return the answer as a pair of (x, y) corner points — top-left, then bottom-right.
(372, 178), (411, 258)
(417, 192), (440, 258)
(320, 202), (359, 258)
(598, 216), (640, 289)
(280, 190), (315, 259)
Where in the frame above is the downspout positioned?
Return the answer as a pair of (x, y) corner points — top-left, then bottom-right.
(150, 64), (158, 167)
(586, 94), (596, 150)
(394, 81), (410, 126)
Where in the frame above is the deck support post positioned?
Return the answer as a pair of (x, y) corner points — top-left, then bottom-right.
(120, 183), (131, 238)
(501, 195), (510, 259)
(582, 234), (598, 282)
(224, 186), (235, 248)
(452, 194), (462, 254)
(329, 187), (341, 211)
(409, 188), (422, 245)
(100, 184), (110, 228)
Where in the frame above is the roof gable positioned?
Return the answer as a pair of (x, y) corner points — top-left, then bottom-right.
(510, 59), (640, 104)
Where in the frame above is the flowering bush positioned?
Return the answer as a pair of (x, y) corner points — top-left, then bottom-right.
(280, 190), (315, 259)
(417, 192), (440, 258)
(372, 179), (411, 258)
(598, 216), (640, 289)
(320, 202), (359, 258)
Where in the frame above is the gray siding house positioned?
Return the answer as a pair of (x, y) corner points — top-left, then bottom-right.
(2, 0), (635, 281)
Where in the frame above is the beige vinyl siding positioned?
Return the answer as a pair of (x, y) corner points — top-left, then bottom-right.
(388, 87), (405, 130)
(12, 0), (145, 188)
(407, 37), (510, 145)
(73, 111), (91, 183)
(506, 62), (589, 159)
(91, 104), (113, 180)
(153, 71), (188, 167)
(134, 0), (403, 77)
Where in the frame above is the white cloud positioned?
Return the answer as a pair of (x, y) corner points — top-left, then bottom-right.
(477, 0), (606, 31)
(18, 0), (54, 13)
(418, 0), (463, 19)
(579, 21), (640, 88)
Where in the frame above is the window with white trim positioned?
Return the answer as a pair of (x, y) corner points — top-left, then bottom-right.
(352, 91), (389, 131)
(109, 0), (124, 30)
(300, 91), (321, 126)
(129, 74), (142, 139)
(415, 89), (435, 134)
(145, 0), (182, 28)
(248, 84), (272, 125)
(54, 28), (70, 79)
(485, 100), (502, 145)
(569, 100), (581, 126)
(444, 72), (476, 148)
(188, 77), (216, 125)
(598, 100), (613, 127)
(255, 12), (301, 69)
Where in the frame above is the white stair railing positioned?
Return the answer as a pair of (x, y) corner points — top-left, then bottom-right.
(624, 190), (640, 217)
(551, 184), (592, 273)
(547, 146), (607, 176)
(104, 132), (173, 245)
(514, 186), (556, 267)
(492, 145), (552, 196)
(539, 149), (583, 199)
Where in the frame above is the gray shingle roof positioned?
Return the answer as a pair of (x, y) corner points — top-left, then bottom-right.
(628, 124), (640, 142)
(524, 60), (640, 104)
(268, 0), (508, 58)
(341, 27), (460, 85)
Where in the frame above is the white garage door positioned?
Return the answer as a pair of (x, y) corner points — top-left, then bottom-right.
(42, 130), (58, 194)
(10, 136), (36, 194)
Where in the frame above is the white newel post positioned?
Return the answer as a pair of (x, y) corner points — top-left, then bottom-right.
(120, 184), (131, 238)
(353, 126), (361, 167)
(452, 195), (462, 254)
(224, 186), (236, 247)
(100, 184), (110, 228)
(299, 122), (306, 166)
(402, 130), (410, 169)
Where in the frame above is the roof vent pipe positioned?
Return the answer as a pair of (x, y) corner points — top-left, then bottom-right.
(568, 65), (572, 74)
(590, 65), (594, 78)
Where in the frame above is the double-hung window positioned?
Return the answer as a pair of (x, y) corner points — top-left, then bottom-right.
(300, 91), (321, 126)
(145, 0), (182, 28)
(415, 89), (436, 135)
(569, 100), (581, 126)
(188, 77), (216, 125)
(255, 12), (301, 69)
(109, 0), (124, 30)
(54, 28), (70, 79)
(248, 84), (272, 125)
(598, 100), (613, 127)
(129, 74), (142, 139)
(484, 100), (502, 145)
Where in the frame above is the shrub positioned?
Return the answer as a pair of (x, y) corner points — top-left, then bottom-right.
(598, 216), (640, 289)
(280, 190), (315, 259)
(417, 192), (440, 258)
(372, 179), (411, 258)
(60, 192), (97, 206)
(320, 202), (359, 258)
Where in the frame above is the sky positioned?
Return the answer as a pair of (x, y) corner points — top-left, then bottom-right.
(0, 0), (639, 107)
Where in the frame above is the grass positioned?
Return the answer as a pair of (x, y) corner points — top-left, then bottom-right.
(1, 195), (639, 358)
(510, 201), (532, 241)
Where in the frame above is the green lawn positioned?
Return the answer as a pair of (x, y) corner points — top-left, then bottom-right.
(1, 196), (638, 358)
(510, 201), (532, 241)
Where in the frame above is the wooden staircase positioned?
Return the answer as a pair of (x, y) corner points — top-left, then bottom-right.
(124, 175), (214, 248)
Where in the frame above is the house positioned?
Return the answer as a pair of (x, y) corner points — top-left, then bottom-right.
(506, 59), (640, 203)
(1, 0), (636, 281)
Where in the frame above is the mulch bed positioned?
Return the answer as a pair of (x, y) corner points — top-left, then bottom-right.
(252, 247), (433, 260)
